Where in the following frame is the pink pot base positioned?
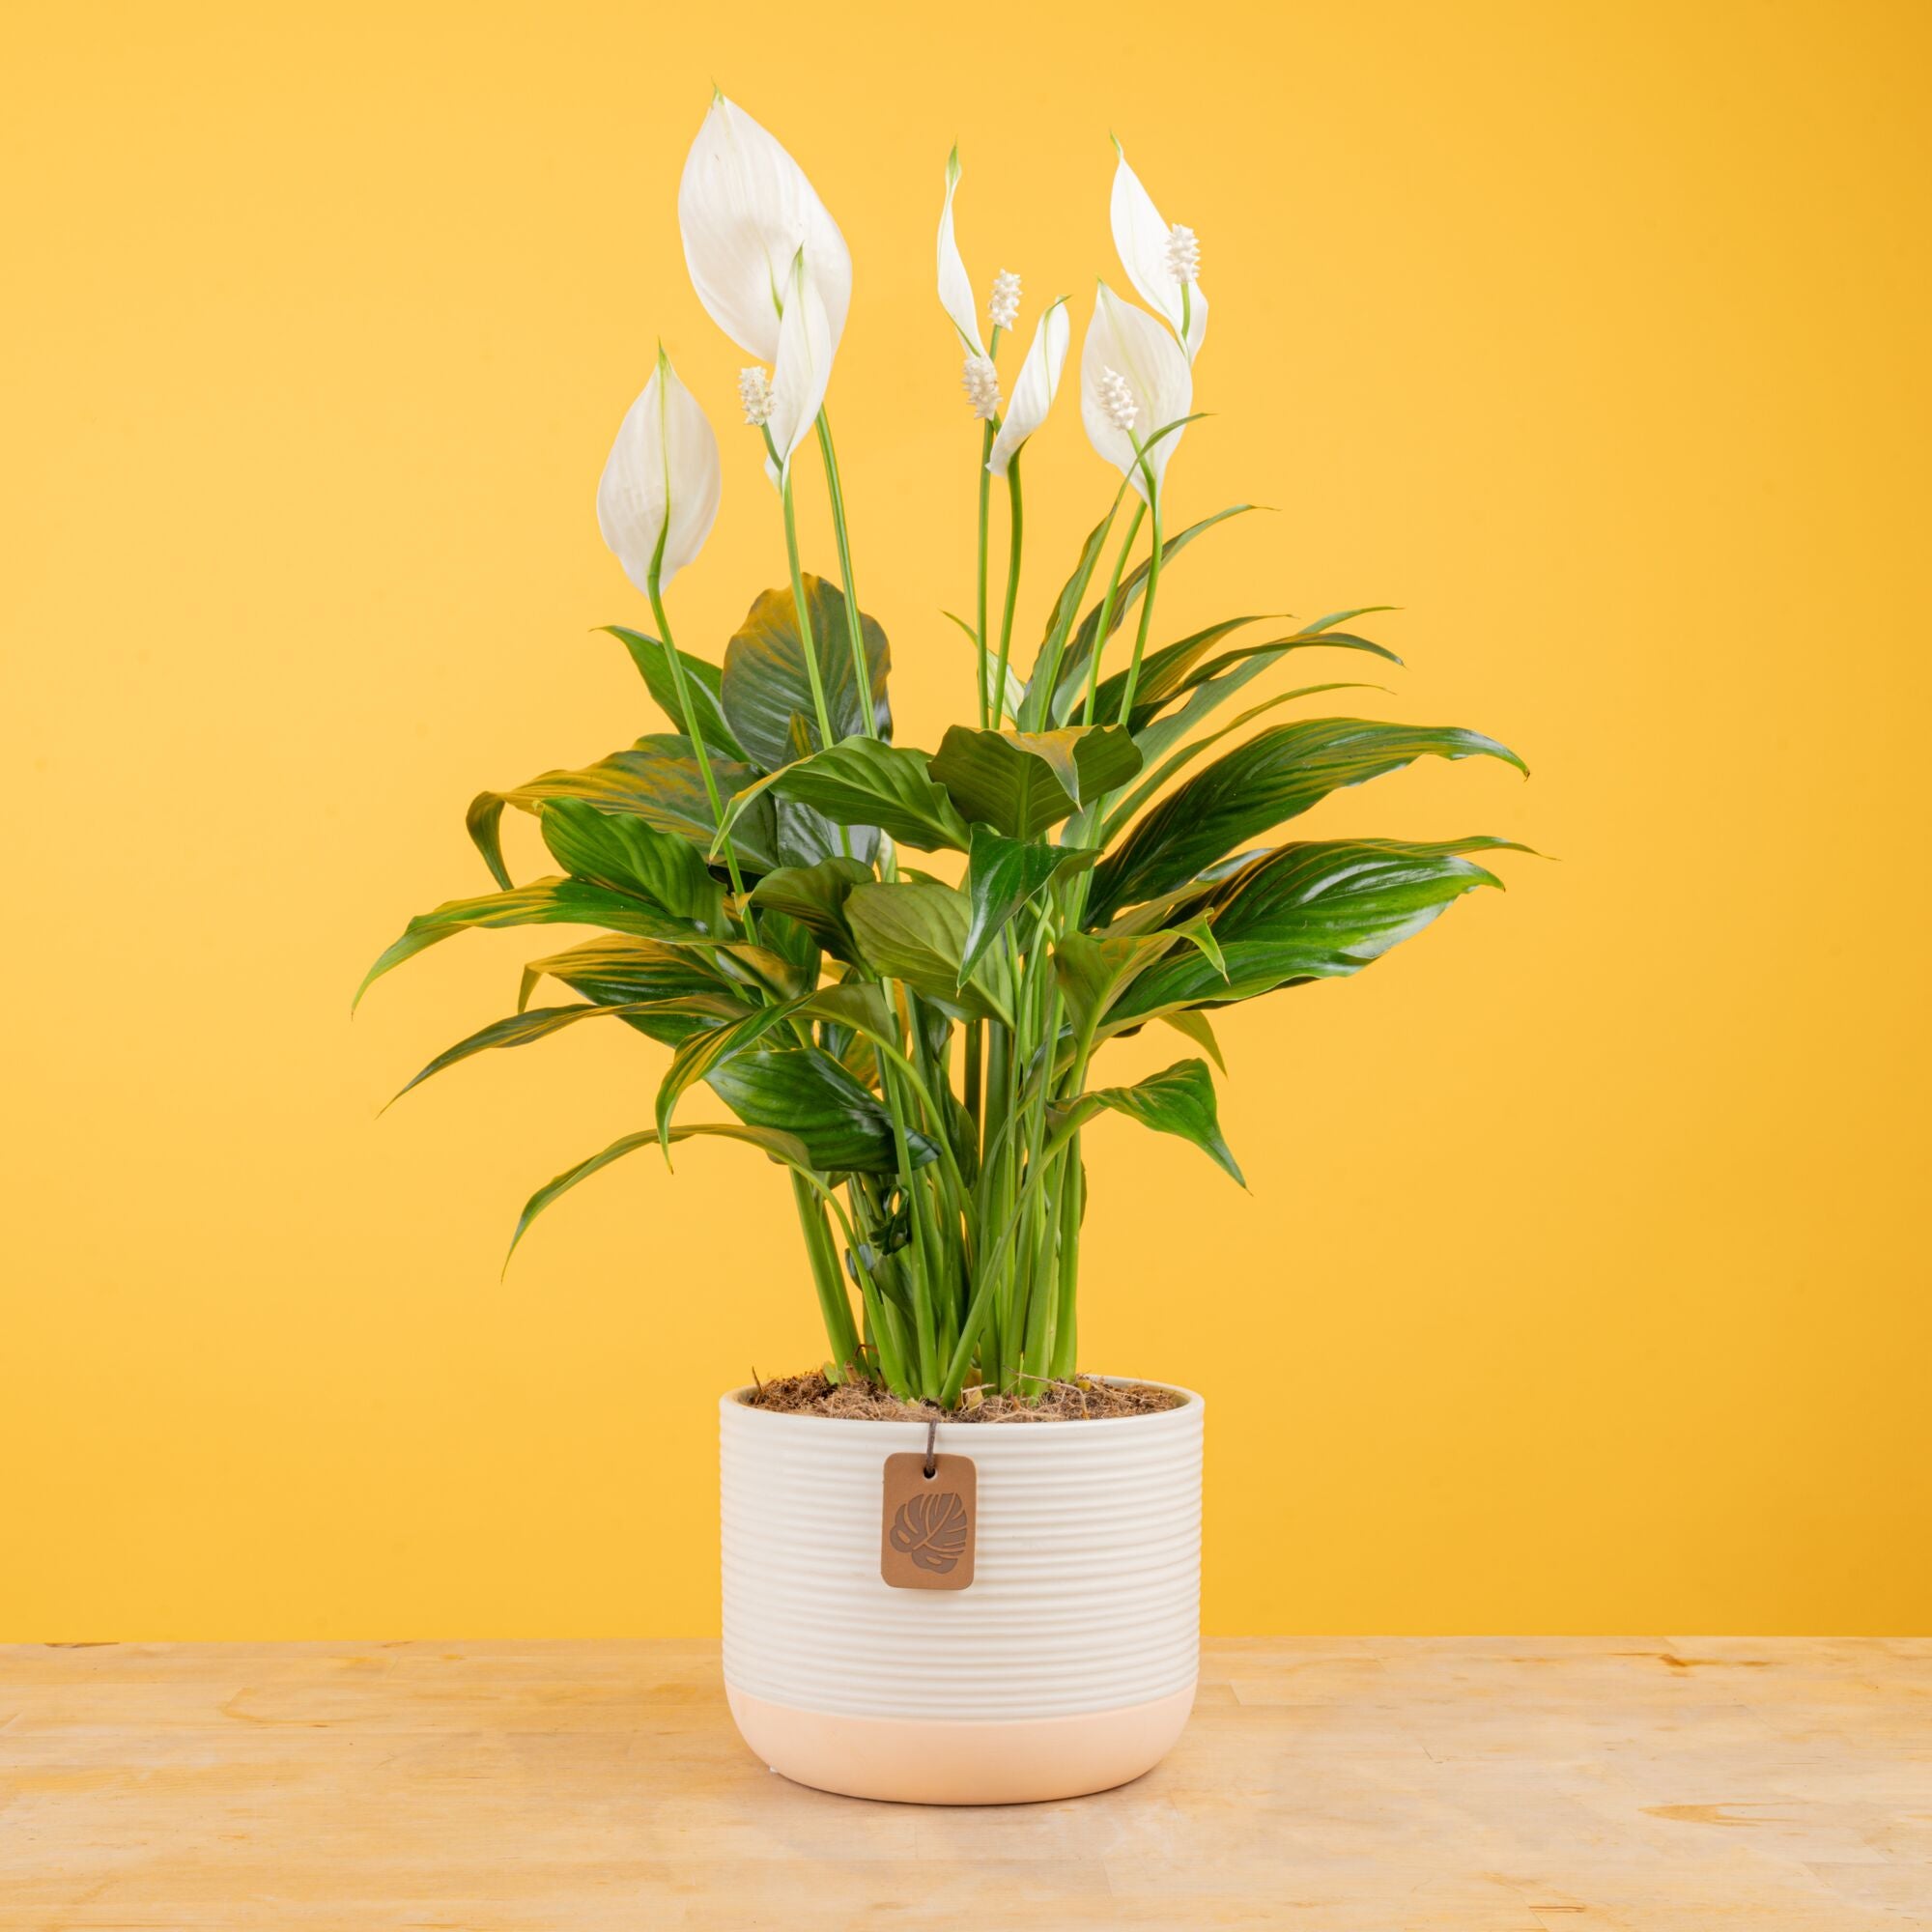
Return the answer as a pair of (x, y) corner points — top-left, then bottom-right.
(725, 1682), (1198, 1805)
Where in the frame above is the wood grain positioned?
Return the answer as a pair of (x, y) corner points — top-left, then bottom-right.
(2, 1638), (1927, 1927)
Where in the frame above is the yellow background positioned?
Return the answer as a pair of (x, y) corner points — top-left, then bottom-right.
(5, 0), (1928, 1639)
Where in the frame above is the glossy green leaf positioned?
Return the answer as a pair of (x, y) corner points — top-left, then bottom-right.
(507, 1122), (818, 1266)
(845, 881), (1016, 1025)
(601, 626), (744, 758)
(1043, 505), (1260, 725)
(1065, 1059), (1244, 1185)
(960, 824), (1098, 986)
(517, 936), (757, 1043)
(1111, 838), (1515, 1022)
(390, 997), (743, 1106)
(748, 856), (875, 965)
(539, 797), (726, 927)
(928, 724), (1141, 839)
(657, 999), (811, 1154)
(467, 734), (778, 889)
(1160, 1007), (1225, 1070)
(1090, 719), (1527, 923)
(356, 877), (696, 1009)
(1018, 500), (1122, 729)
(720, 576), (891, 772)
(704, 1044), (937, 1174)
(753, 737), (970, 853)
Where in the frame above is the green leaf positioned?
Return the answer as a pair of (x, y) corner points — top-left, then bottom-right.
(1018, 501), (1122, 730)
(943, 611), (1025, 724)
(1160, 1007), (1225, 1070)
(1087, 615), (1275, 728)
(507, 1122), (818, 1266)
(539, 797), (726, 927)
(1049, 930), (1182, 1039)
(1104, 684), (1388, 840)
(518, 936), (757, 1043)
(928, 724), (1142, 839)
(468, 734), (778, 887)
(1044, 505), (1260, 725)
(705, 1044), (937, 1174)
(1067, 1059), (1244, 1185)
(720, 576), (891, 772)
(389, 997), (744, 1106)
(757, 737), (971, 853)
(845, 880), (1016, 1025)
(748, 856), (875, 965)
(1111, 838), (1517, 1023)
(356, 877), (696, 1009)
(1090, 719), (1527, 923)
(657, 998), (811, 1154)
(601, 626), (745, 758)
(960, 824), (1098, 986)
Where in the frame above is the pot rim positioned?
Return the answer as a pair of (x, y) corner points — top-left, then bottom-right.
(720, 1375), (1203, 1435)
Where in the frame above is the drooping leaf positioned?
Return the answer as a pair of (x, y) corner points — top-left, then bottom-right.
(1043, 505), (1260, 724)
(657, 998), (812, 1152)
(960, 824), (1099, 985)
(1160, 1007), (1226, 1070)
(748, 856), (875, 965)
(928, 724), (1141, 839)
(705, 1045), (937, 1174)
(1064, 1058), (1244, 1185)
(1111, 838), (1517, 1023)
(539, 797), (726, 927)
(356, 877), (697, 1009)
(1049, 930), (1183, 1039)
(601, 626), (744, 758)
(518, 936), (756, 1043)
(845, 881), (1016, 1025)
(389, 997), (744, 1106)
(720, 576), (891, 772)
(507, 1122), (819, 1265)
(1089, 719), (1527, 923)
(467, 734), (778, 889)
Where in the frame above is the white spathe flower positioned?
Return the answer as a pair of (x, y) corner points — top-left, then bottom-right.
(1080, 282), (1191, 502)
(763, 250), (834, 484)
(937, 146), (985, 355)
(989, 297), (1070, 477)
(988, 270), (1021, 331)
(597, 348), (722, 594)
(1109, 140), (1208, 363)
(679, 93), (852, 364)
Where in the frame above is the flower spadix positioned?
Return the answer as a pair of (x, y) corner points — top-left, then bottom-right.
(1110, 139), (1208, 363)
(989, 297), (1070, 477)
(1080, 282), (1191, 501)
(679, 93), (852, 364)
(596, 347), (722, 594)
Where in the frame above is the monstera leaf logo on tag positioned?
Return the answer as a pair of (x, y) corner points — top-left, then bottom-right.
(890, 1491), (970, 1573)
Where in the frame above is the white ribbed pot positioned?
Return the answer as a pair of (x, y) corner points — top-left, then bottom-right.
(719, 1379), (1203, 1805)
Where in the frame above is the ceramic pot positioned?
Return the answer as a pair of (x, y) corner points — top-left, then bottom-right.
(719, 1379), (1203, 1804)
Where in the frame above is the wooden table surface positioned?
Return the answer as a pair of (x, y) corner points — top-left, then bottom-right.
(2, 1637), (1927, 1928)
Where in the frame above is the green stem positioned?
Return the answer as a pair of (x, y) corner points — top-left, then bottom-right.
(645, 574), (749, 905)
(813, 411), (878, 740)
(975, 422), (994, 724)
(992, 453), (1023, 728)
(790, 1172), (861, 1377)
(1079, 502), (1147, 726)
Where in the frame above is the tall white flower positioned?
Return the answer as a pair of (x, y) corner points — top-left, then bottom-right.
(989, 297), (1070, 476)
(678, 93), (852, 364)
(1109, 140), (1208, 363)
(597, 348), (722, 594)
(763, 250), (834, 482)
(937, 146), (985, 355)
(1079, 282), (1192, 502)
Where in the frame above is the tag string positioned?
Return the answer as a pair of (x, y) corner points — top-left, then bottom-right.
(923, 1418), (938, 1479)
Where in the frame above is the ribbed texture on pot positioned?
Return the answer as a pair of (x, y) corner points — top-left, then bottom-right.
(720, 1383), (1203, 1721)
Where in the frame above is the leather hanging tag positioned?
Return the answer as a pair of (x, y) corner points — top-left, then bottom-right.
(881, 1438), (977, 1591)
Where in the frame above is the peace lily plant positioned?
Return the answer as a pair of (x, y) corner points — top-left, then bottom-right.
(361, 95), (1526, 1413)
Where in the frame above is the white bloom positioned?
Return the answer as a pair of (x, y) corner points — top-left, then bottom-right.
(937, 147), (985, 355)
(988, 270), (1021, 331)
(1096, 366), (1137, 432)
(961, 354), (1002, 421)
(678, 93), (852, 364)
(1080, 282), (1192, 502)
(1109, 141), (1208, 362)
(764, 250), (834, 482)
(738, 365), (774, 427)
(597, 348), (721, 593)
(989, 297), (1070, 477)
